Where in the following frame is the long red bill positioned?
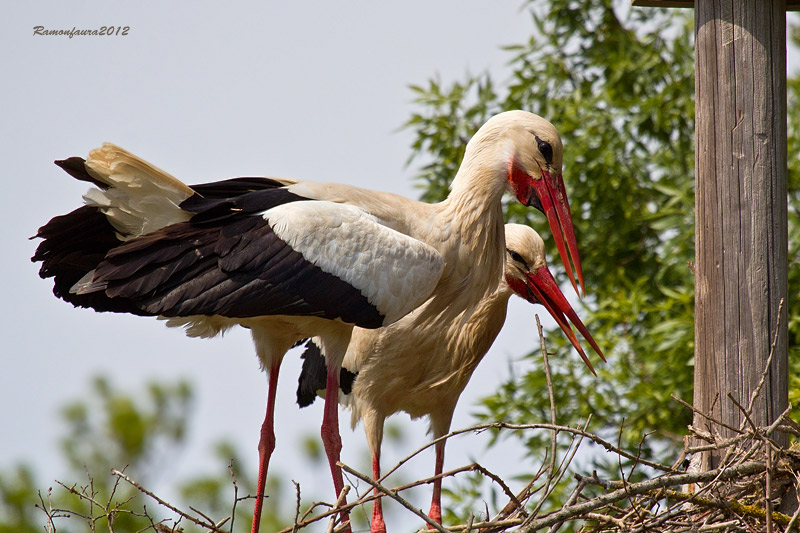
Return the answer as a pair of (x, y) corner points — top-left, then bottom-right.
(530, 170), (585, 298)
(517, 265), (605, 374)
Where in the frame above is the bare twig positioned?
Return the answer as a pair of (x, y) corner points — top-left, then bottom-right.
(521, 461), (768, 531)
(780, 413), (800, 437)
(652, 488), (799, 530)
(227, 460), (238, 533)
(531, 416), (591, 524)
(672, 394), (745, 436)
(767, 441), (774, 533)
(110, 469), (225, 532)
(328, 486), (350, 533)
(471, 463), (524, 512)
(530, 314), (558, 517)
(277, 463), (497, 533)
(546, 476), (589, 533)
(445, 518), (524, 531)
(291, 480), (301, 532)
(585, 511), (627, 528)
(337, 462), (448, 532)
(465, 513), (475, 532)
(189, 505), (216, 529)
(767, 407), (794, 442)
(381, 419), (670, 482)
(785, 472), (800, 533)
(618, 419), (644, 522)
(35, 487), (63, 533)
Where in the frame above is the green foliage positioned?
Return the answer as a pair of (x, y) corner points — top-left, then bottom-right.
(405, 0), (800, 523)
(60, 376), (193, 483)
(406, 75), (498, 203)
(408, 0), (696, 449)
(0, 373), (417, 531)
(440, 470), (498, 525)
(786, 25), (800, 415)
(0, 465), (39, 533)
(0, 376), (295, 532)
(48, 376), (197, 532)
(179, 441), (287, 533)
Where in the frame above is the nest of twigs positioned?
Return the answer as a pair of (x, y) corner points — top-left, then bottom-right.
(485, 421), (800, 533)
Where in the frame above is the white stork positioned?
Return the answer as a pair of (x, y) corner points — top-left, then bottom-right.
(297, 224), (604, 532)
(31, 111), (579, 533)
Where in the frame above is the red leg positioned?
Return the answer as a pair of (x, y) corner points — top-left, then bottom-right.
(428, 440), (445, 527)
(252, 362), (280, 533)
(370, 448), (387, 533)
(321, 366), (351, 532)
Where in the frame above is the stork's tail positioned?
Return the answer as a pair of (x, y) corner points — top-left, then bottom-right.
(31, 144), (195, 313)
(82, 143), (195, 237)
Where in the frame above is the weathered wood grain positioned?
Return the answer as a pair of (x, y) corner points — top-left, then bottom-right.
(631, 0), (800, 10)
(693, 0), (789, 469)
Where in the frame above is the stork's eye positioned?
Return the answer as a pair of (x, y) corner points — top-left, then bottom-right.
(507, 248), (529, 270)
(535, 136), (553, 165)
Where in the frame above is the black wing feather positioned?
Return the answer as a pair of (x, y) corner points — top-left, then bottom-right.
(54, 157), (108, 189)
(90, 212), (385, 327)
(32, 205), (147, 315)
(188, 177), (288, 198)
(296, 339), (358, 408)
(182, 186), (306, 224)
(32, 161), (326, 321)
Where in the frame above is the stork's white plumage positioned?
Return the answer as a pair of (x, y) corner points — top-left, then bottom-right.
(298, 224), (604, 532)
(32, 111), (579, 533)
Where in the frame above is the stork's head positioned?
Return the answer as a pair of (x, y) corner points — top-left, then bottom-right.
(502, 224), (605, 375)
(471, 111), (583, 297)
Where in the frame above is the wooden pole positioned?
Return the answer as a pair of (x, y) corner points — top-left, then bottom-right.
(693, 0), (789, 470)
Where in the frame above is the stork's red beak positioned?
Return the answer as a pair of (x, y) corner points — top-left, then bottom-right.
(508, 265), (605, 375)
(528, 169), (584, 298)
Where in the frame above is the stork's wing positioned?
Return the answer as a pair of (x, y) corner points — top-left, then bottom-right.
(35, 145), (442, 328)
(77, 199), (444, 330)
(33, 149), (301, 314)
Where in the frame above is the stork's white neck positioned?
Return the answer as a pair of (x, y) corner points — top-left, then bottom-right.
(436, 132), (511, 267)
(446, 134), (512, 214)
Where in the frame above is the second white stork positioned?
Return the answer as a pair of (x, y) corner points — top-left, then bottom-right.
(297, 224), (604, 532)
(31, 111), (578, 533)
